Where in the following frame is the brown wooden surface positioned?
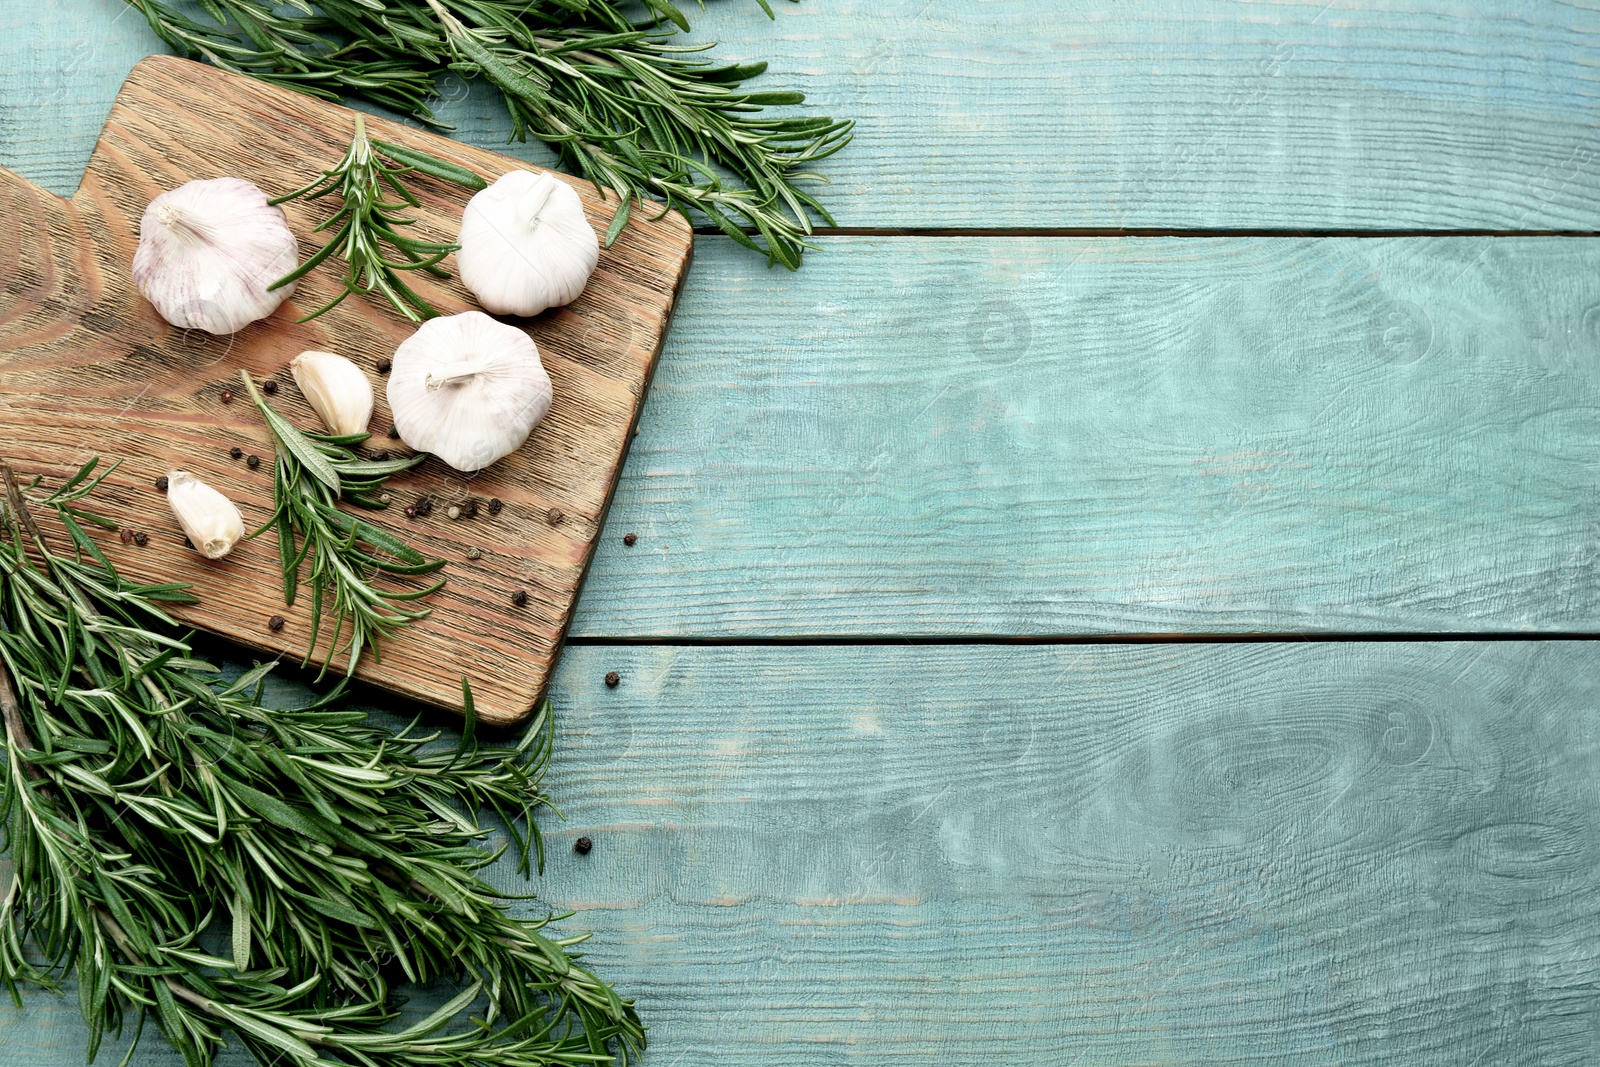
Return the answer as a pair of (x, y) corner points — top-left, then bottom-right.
(0, 54), (693, 725)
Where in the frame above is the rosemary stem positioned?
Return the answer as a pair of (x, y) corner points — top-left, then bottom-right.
(95, 911), (235, 1028)
(0, 466), (46, 785)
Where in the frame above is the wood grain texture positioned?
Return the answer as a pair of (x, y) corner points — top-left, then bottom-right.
(0, 55), (693, 725)
(569, 234), (1600, 637)
(7, 641), (1600, 1065)
(8, 1), (1600, 229)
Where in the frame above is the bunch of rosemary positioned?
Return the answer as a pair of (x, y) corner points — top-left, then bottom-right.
(123, 0), (853, 267)
(0, 461), (641, 1066)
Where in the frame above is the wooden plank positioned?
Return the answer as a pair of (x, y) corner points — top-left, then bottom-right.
(570, 234), (1600, 638)
(0, 55), (693, 724)
(8, 641), (1600, 1064)
(0, 0), (155, 196)
(7, 1), (1600, 229)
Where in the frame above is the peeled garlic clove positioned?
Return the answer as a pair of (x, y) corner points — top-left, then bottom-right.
(457, 170), (598, 317)
(387, 311), (551, 472)
(291, 350), (374, 437)
(166, 470), (245, 559)
(133, 177), (299, 335)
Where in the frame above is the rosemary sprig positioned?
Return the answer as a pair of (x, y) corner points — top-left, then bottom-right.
(270, 114), (484, 323)
(119, 0), (853, 267)
(241, 371), (446, 676)
(0, 460), (643, 1067)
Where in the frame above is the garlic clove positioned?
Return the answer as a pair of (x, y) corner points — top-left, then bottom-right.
(387, 311), (552, 472)
(290, 350), (375, 437)
(457, 170), (599, 318)
(133, 177), (299, 335)
(166, 470), (246, 559)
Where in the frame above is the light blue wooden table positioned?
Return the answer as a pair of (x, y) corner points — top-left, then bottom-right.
(4, 2), (1599, 1064)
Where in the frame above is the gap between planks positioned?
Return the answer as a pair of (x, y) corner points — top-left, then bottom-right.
(566, 632), (1600, 647)
(698, 226), (1600, 239)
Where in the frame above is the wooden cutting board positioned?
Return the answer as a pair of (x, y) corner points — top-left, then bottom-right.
(0, 55), (692, 726)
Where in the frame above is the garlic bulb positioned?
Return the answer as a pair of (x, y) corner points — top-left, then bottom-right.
(457, 170), (598, 317)
(133, 177), (299, 335)
(166, 471), (246, 559)
(291, 350), (374, 437)
(387, 311), (552, 472)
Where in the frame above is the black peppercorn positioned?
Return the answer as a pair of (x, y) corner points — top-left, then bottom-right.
(546, 507), (563, 525)
(487, 498), (503, 515)
(268, 615), (286, 632)
(261, 380), (279, 396)
(373, 449), (389, 462)
(246, 454), (261, 470)
(605, 671), (620, 688)
(574, 836), (593, 855)
(511, 590), (529, 607)
(184, 537), (194, 550)
(376, 359), (392, 374)
(229, 446), (243, 459)
(623, 533), (637, 546)
(220, 389), (235, 404)
(132, 532), (148, 546)
(415, 497), (433, 517)
(154, 475), (169, 491)
(463, 500), (480, 519)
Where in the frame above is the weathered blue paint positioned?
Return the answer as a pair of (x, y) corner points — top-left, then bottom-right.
(1, 2), (1596, 1064)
